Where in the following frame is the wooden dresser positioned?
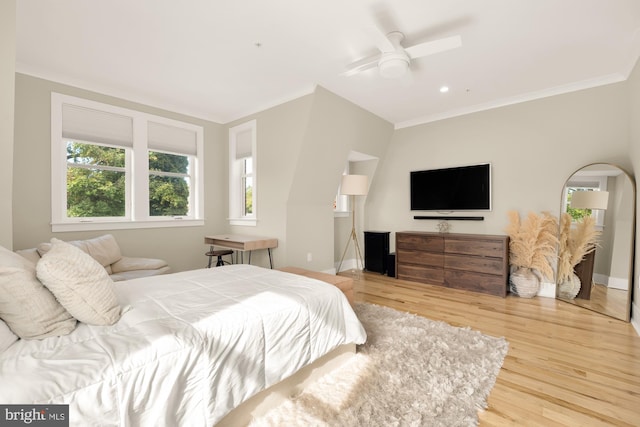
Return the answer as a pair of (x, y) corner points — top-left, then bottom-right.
(395, 231), (509, 297)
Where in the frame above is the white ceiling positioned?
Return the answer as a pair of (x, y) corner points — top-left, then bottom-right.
(15, 1), (640, 129)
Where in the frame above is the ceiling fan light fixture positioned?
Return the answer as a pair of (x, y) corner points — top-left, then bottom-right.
(378, 52), (409, 79)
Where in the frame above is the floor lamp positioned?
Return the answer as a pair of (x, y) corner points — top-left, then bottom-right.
(337, 174), (368, 273)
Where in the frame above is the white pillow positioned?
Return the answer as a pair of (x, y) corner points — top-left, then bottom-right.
(37, 239), (122, 326)
(0, 318), (18, 352)
(0, 245), (77, 340)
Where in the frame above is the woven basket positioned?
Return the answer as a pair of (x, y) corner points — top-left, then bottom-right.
(557, 273), (581, 299)
(509, 267), (540, 298)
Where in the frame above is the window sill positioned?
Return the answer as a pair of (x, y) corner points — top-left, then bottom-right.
(51, 219), (204, 233)
(229, 218), (257, 227)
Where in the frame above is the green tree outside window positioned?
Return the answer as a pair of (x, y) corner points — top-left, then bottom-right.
(66, 142), (191, 218)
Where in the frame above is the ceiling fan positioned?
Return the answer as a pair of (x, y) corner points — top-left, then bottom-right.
(343, 31), (462, 79)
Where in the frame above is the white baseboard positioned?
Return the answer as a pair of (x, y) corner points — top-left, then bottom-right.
(335, 258), (361, 273)
(593, 273), (628, 290)
(593, 273), (608, 286)
(632, 301), (640, 337)
(608, 276), (629, 290)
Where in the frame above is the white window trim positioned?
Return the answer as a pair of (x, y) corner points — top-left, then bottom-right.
(334, 165), (350, 217)
(229, 120), (257, 226)
(51, 93), (204, 232)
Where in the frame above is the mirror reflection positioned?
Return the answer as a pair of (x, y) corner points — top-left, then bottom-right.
(557, 163), (635, 321)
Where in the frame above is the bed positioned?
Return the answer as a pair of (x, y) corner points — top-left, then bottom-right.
(0, 264), (367, 426)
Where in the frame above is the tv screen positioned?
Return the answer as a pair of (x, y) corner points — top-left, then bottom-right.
(410, 163), (491, 211)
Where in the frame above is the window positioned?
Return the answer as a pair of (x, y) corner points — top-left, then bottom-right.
(562, 175), (607, 228)
(51, 93), (204, 232)
(229, 120), (257, 226)
(66, 141), (127, 218)
(334, 165), (349, 217)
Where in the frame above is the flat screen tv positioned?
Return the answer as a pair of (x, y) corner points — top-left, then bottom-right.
(410, 163), (491, 211)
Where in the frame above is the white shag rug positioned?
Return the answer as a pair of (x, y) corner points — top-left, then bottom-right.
(250, 302), (509, 427)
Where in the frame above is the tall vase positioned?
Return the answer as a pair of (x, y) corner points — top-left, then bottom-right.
(509, 267), (541, 298)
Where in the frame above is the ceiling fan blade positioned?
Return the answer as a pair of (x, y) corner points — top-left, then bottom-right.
(370, 4), (399, 52)
(404, 35), (462, 59)
(341, 53), (381, 76)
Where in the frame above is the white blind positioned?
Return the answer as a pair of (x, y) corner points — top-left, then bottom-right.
(62, 104), (133, 147)
(148, 121), (197, 155)
(235, 128), (253, 159)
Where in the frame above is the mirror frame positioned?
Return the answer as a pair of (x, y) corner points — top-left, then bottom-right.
(557, 162), (636, 322)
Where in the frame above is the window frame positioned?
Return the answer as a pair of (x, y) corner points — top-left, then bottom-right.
(334, 165), (350, 217)
(51, 93), (204, 232)
(228, 120), (257, 226)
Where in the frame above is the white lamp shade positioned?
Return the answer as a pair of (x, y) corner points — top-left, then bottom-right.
(341, 174), (368, 196)
(570, 190), (609, 210)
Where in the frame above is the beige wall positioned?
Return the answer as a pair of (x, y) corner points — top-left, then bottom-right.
(11, 77), (392, 273)
(367, 83), (631, 242)
(366, 75), (637, 325)
(224, 93), (314, 269)
(0, 1), (15, 249)
(287, 87), (391, 271)
(593, 174), (634, 288)
(608, 175), (634, 285)
(226, 86), (393, 271)
(12, 74), (227, 272)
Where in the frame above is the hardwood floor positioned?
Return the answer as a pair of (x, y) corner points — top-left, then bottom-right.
(560, 282), (630, 321)
(345, 270), (640, 427)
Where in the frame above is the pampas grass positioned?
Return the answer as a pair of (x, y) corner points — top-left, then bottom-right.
(556, 213), (600, 284)
(557, 213), (572, 284)
(506, 211), (558, 281)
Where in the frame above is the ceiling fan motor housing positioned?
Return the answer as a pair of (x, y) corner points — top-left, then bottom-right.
(378, 51), (410, 78)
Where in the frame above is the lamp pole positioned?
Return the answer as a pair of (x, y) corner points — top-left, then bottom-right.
(337, 194), (365, 273)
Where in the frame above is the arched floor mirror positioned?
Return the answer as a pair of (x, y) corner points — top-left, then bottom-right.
(557, 163), (636, 321)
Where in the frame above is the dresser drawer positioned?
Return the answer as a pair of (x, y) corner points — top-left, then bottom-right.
(396, 233), (444, 252)
(398, 264), (444, 285)
(444, 270), (508, 297)
(397, 249), (443, 268)
(445, 254), (506, 276)
(445, 237), (506, 257)
(395, 232), (509, 297)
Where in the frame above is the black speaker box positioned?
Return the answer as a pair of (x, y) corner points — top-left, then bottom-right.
(387, 253), (396, 278)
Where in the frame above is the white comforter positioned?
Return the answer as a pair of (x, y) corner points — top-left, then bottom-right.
(0, 264), (366, 426)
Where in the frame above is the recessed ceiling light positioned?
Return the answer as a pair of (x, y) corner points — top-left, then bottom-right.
(440, 86), (449, 93)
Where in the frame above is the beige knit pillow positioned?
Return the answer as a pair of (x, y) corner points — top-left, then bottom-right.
(37, 239), (121, 326)
(0, 245), (77, 340)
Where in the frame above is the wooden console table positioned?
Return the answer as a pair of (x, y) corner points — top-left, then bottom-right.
(204, 234), (278, 268)
(396, 231), (509, 297)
